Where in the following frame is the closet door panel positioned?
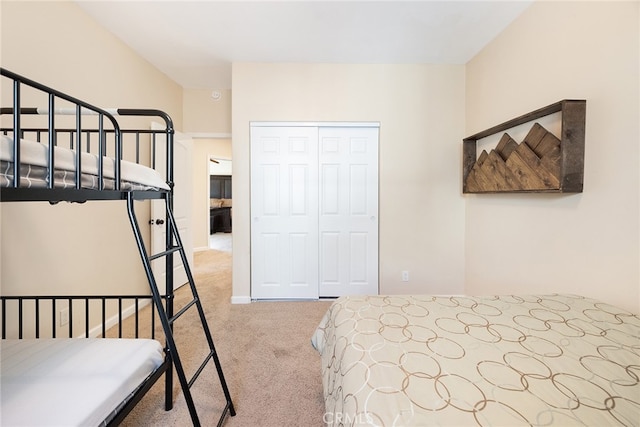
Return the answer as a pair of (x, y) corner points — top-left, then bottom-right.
(260, 165), (280, 215)
(251, 126), (319, 299)
(349, 232), (369, 284)
(290, 233), (311, 285)
(261, 233), (281, 285)
(320, 164), (340, 214)
(320, 232), (340, 283)
(349, 164), (368, 215)
(290, 165), (309, 215)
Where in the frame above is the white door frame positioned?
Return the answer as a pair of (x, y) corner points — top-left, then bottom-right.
(150, 123), (193, 291)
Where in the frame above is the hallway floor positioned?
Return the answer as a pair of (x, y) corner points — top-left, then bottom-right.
(209, 233), (232, 253)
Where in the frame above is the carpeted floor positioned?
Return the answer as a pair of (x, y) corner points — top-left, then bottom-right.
(120, 249), (332, 426)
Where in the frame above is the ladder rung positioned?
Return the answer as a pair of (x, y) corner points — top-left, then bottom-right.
(149, 245), (182, 261)
(217, 402), (233, 427)
(188, 349), (215, 388)
(169, 297), (198, 325)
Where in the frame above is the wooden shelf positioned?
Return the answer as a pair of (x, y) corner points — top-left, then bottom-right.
(463, 100), (586, 193)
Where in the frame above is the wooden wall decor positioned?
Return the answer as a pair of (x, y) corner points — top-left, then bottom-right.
(463, 100), (586, 193)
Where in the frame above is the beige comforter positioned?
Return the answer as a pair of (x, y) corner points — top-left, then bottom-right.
(312, 294), (640, 426)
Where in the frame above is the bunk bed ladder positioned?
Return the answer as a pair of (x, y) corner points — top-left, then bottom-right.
(126, 193), (235, 427)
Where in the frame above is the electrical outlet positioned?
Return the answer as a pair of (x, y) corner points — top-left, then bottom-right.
(60, 307), (69, 326)
(402, 271), (409, 282)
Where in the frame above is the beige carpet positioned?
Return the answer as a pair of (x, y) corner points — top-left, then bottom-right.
(120, 250), (332, 426)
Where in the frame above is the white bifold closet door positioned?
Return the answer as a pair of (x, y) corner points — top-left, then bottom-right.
(251, 123), (378, 300)
(251, 126), (320, 299)
(318, 126), (378, 298)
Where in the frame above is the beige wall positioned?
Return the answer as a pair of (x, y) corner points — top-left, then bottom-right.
(183, 88), (232, 134)
(465, 1), (639, 312)
(231, 63), (467, 301)
(0, 1), (183, 332)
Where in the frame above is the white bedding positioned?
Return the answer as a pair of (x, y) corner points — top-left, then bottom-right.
(0, 135), (170, 191)
(312, 294), (640, 426)
(1, 338), (164, 426)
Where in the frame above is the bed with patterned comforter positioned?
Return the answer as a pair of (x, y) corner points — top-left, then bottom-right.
(311, 294), (640, 426)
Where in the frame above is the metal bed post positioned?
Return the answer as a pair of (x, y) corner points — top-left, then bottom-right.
(164, 117), (175, 413)
(47, 93), (55, 189)
(11, 78), (21, 188)
(117, 108), (178, 412)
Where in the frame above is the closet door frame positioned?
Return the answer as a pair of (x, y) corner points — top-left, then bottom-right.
(250, 122), (380, 300)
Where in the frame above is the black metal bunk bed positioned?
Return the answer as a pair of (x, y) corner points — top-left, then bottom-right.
(0, 68), (235, 426)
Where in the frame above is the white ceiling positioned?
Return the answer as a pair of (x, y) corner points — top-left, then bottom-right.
(76, 0), (533, 90)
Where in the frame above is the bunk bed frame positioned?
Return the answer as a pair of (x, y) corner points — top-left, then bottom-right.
(0, 68), (235, 426)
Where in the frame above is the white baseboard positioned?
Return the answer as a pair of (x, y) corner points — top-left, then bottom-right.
(231, 295), (251, 304)
(193, 246), (210, 253)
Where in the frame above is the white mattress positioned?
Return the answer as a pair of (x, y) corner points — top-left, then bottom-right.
(1, 338), (165, 426)
(0, 135), (170, 191)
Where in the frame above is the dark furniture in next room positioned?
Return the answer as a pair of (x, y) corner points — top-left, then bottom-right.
(210, 175), (232, 234)
(210, 205), (232, 234)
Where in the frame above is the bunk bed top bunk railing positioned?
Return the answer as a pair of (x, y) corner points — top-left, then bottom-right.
(0, 67), (175, 203)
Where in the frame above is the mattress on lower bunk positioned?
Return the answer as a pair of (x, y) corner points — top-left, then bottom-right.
(312, 294), (640, 426)
(0, 135), (170, 191)
(1, 338), (165, 426)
